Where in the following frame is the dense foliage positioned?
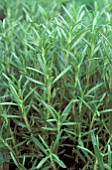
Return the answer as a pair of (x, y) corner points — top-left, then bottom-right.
(0, 0), (112, 169)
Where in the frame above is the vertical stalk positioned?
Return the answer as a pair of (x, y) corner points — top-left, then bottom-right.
(9, 127), (19, 154)
(86, 33), (95, 85)
(49, 150), (56, 170)
(46, 76), (52, 120)
(94, 159), (98, 170)
(62, 29), (72, 101)
(20, 102), (31, 132)
(65, 31), (71, 66)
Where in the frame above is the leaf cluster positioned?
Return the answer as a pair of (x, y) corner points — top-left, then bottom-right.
(0, 0), (112, 169)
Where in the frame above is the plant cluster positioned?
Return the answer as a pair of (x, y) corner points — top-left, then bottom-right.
(0, 0), (112, 169)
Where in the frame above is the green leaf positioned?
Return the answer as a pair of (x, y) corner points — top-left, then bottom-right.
(36, 156), (49, 169)
(71, 30), (88, 50)
(31, 135), (47, 155)
(1, 114), (22, 118)
(91, 131), (105, 170)
(62, 5), (73, 20)
(41, 101), (56, 119)
(61, 101), (72, 122)
(104, 164), (111, 170)
(9, 84), (21, 105)
(0, 102), (18, 106)
(10, 152), (20, 168)
(108, 145), (112, 168)
(86, 83), (102, 95)
(13, 120), (26, 128)
(99, 109), (112, 114)
(39, 135), (49, 149)
(52, 130), (62, 152)
(26, 77), (45, 86)
(52, 154), (67, 168)
(26, 67), (46, 76)
(77, 145), (95, 163)
(53, 66), (71, 84)
(79, 97), (93, 113)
